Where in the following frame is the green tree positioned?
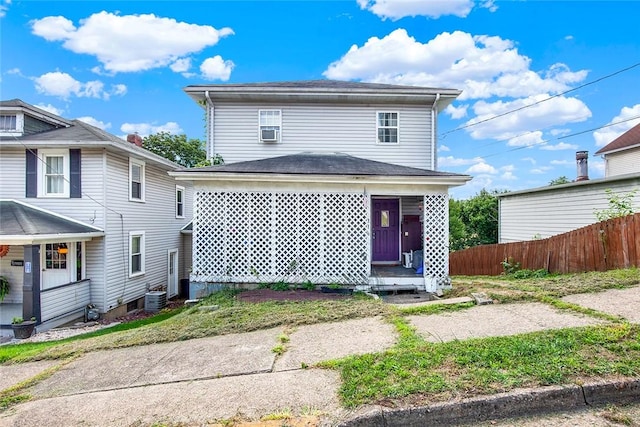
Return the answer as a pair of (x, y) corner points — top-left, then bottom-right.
(549, 176), (571, 186)
(449, 189), (501, 251)
(142, 132), (222, 168)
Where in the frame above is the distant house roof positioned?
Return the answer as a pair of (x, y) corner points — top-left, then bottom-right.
(595, 122), (640, 155)
(171, 152), (470, 186)
(0, 100), (181, 170)
(498, 172), (640, 198)
(0, 99), (72, 127)
(184, 79), (461, 110)
(0, 200), (104, 245)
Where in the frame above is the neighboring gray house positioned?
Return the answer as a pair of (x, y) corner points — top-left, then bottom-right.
(171, 80), (470, 293)
(0, 100), (192, 335)
(499, 130), (640, 243)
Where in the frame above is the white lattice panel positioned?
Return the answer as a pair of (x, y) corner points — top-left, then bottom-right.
(192, 191), (369, 285)
(423, 193), (449, 287)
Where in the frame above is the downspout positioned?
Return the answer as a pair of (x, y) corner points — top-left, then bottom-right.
(431, 93), (441, 171)
(205, 91), (214, 160)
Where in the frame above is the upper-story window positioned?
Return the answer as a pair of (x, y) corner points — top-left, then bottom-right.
(0, 115), (17, 131)
(129, 158), (145, 202)
(259, 109), (281, 143)
(26, 149), (81, 199)
(38, 149), (70, 197)
(377, 112), (399, 144)
(176, 185), (185, 218)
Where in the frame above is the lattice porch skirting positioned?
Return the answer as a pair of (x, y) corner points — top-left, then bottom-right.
(192, 190), (450, 290)
(192, 191), (370, 285)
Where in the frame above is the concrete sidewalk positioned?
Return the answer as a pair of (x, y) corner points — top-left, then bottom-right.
(1, 286), (639, 427)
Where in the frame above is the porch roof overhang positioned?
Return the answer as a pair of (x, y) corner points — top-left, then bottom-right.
(0, 200), (105, 245)
(170, 153), (472, 188)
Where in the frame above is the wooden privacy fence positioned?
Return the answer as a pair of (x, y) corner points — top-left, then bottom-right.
(449, 213), (640, 276)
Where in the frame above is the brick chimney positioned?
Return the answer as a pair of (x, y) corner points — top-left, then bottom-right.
(127, 133), (142, 147)
(576, 151), (589, 181)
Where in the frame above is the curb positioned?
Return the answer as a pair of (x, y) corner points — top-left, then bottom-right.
(337, 378), (640, 426)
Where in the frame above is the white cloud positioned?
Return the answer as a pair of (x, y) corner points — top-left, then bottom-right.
(0, 0), (10, 18)
(200, 55), (234, 81)
(170, 58), (192, 73)
(593, 104), (640, 147)
(35, 103), (63, 115)
(324, 30), (587, 101)
(500, 171), (517, 181)
(31, 12), (234, 73)
(120, 121), (182, 137)
(357, 0), (476, 20)
(521, 157), (536, 165)
(439, 155), (484, 167)
(465, 161), (497, 174)
(590, 158), (605, 178)
(507, 131), (543, 147)
(467, 95), (591, 141)
(438, 144), (450, 152)
(530, 166), (552, 174)
(76, 116), (111, 130)
(33, 72), (127, 100)
(7, 67), (21, 75)
(550, 128), (571, 136)
(112, 84), (127, 96)
(445, 103), (468, 119)
(540, 142), (578, 151)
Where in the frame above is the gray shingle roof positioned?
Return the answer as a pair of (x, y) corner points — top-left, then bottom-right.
(183, 153), (467, 178)
(0, 200), (103, 237)
(17, 119), (126, 144)
(595, 122), (640, 155)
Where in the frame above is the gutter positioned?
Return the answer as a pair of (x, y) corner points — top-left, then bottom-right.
(431, 93), (440, 170)
(205, 90), (214, 160)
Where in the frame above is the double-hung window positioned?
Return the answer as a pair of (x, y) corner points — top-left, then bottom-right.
(176, 185), (185, 218)
(129, 232), (145, 277)
(37, 149), (70, 197)
(377, 112), (399, 144)
(258, 109), (281, 142)
(129, 158), (145, 202)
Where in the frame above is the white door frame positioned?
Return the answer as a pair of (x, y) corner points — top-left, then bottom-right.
(167, 249), (179, 298)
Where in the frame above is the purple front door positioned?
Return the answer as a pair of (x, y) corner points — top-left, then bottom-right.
(372, 198), (400, 262)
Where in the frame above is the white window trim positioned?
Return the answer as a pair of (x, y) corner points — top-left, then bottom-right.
(0, 113), (23, 137)
(176, 185), (185, 219)
(129, 231), (145, 278)
(258, 109), (282, 143)
(376, 111), (400, 145)
(37, 149), (70, 198)
(129, 158), (146, 202)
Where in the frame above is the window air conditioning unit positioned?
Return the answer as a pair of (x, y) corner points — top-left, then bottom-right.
(260, 129), (278, 142)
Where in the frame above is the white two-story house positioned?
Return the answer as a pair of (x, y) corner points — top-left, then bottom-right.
(0, 100), (192, 335)
(170, 80), (470, 293)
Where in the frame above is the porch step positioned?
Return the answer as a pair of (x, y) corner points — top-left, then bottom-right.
(370, 284), (418, 295)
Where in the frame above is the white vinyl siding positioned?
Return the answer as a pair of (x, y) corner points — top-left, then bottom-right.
(104, 152), (192, 311)
(499, 177), (640, 243)
(208, 102), (434, 169)
(38, 149), (70, 197)
(129, 158), (145, 202)
(604, 148), (640, 177)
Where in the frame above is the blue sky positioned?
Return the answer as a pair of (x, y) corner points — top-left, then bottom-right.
(2, 0), (639, 198)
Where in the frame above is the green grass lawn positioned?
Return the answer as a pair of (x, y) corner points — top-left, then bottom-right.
(2, 269), (639, 412)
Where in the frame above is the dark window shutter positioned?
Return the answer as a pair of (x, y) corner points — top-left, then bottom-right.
(70, 149), (81, 198)
(25, 149), (37, 198)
